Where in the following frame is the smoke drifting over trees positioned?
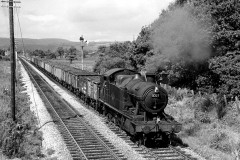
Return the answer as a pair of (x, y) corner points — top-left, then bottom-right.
(146, 6), (211, 72)
(94, 0), (240, 95)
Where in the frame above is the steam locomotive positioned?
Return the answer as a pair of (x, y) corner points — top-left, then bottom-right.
(27, 57), (182, 146)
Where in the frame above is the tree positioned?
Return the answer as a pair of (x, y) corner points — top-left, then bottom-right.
(0, 49), (5, 60)
(94, 55), (127, 74)
(97, 45), (107, 53)
(29, 49), (45, 58)
(0, 49), (5, 56)
(208, 51), (240, 99)
(108, 41), (132, 57)
(128, 26), (153, 71)
(46, 53), (57, 59)
(190, 0), (240, 56)
(43, 49), (57, 59)
(93, 42), (132, 73)
(67, 46), (77, 64)
(56, 47), (64, 58)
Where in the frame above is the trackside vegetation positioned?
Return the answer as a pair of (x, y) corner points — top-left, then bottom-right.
(0, 60), (43, 159)
(164, 86), (240, 159)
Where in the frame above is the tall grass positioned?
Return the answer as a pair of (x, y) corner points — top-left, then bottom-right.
(0, 62), (11, 122)
(164, 86), (240, 159)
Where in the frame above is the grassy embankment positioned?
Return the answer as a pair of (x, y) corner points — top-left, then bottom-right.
(0, 60), (43, 159)
(164, 85), (240, 160)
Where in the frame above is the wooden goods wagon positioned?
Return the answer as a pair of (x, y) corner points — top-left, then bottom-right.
(86, 76), (100, 100)
(53, 66), (62, 82)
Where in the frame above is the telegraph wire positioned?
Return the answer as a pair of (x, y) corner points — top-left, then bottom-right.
(14, 3), (41, 125)
(11, 1), (41, 125)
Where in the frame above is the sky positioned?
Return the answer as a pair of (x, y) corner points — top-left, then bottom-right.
(0, 0), (175, 42)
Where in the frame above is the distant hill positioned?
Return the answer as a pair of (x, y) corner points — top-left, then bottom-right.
(0, 37), (113, 52)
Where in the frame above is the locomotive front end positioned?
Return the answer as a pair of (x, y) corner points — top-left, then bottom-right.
(110, 70), (182, 146)
(124, 75), (182, 145)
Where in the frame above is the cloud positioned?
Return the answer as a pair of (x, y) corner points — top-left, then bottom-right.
(0, 0), (175, 41)
(64, 0), (175, 41)
(0, 8), (10, 37)
(25, 15), (56, 22)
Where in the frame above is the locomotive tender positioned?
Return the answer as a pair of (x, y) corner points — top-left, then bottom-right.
(28, 57), (182, 146)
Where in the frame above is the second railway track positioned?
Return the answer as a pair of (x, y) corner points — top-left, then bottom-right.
(20, 58), (126, 160)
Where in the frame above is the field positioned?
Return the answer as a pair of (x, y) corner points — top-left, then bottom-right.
(52, 56), (97, 72)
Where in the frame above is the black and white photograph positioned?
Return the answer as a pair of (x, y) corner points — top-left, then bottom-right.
(0, 0), (240, 159)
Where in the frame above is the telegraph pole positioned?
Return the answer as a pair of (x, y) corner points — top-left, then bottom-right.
(1, 0), (21, 121)
(9, 0), (16, 121)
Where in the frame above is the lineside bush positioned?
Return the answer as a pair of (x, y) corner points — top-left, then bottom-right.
(165, 88), (240, 159)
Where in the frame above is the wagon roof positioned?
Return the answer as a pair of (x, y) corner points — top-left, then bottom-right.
(40, 59), (99, 76)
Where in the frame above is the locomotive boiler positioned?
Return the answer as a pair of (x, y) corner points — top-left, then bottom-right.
(119, 73), (168, 114)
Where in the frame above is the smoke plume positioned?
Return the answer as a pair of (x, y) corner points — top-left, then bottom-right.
(147, 6), (211, 71)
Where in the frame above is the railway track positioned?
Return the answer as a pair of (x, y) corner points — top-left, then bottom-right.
(20, 58), (125, 160)
(147, 146), (197, 160)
